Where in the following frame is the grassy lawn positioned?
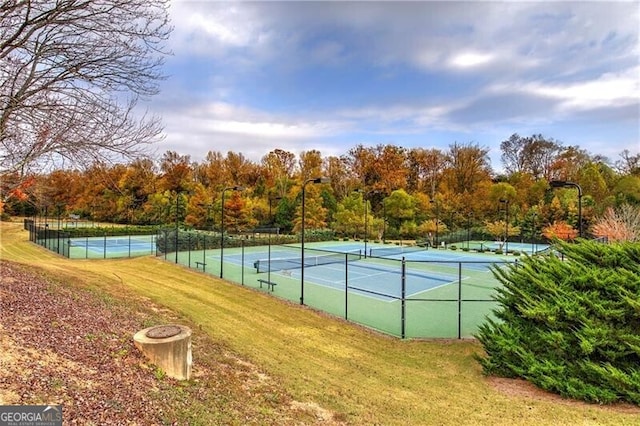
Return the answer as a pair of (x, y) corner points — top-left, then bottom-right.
(2, 220), (639, 425)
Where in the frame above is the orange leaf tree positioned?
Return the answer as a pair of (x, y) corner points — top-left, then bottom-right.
(542, 220), (578, 241)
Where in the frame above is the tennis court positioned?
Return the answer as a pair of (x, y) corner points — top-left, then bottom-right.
(67, 235), (157, 258)
(467, 240), (550, 254)
(169, 240), (517, 338)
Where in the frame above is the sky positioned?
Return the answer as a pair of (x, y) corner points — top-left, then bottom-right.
(147, 0), (640, 171)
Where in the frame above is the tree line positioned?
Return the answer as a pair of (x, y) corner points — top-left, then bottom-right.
(3, 138), (639, 244)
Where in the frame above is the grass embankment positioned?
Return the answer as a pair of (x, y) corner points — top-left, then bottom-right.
(2, 221), (639, 425)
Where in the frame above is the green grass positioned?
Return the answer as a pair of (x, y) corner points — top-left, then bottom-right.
(2, 220), (639, 425)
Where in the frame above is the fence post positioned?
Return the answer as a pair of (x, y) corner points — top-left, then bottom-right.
(458, 262), (462, 339)
(187, 233), (191, 268)
(241, 239), (245, 285)
(202, 233), (206, 273)
(401, 257), (406, 339)
(163, 230), (168, 261)
(344, 252), (349, 320)
(267, 231), (272, 284)
(175, 228), (179, 264)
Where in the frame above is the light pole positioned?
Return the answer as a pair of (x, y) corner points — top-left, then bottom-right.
(466, 212), (473, 250)
(430, 198), (439, 249)
(198, 203), (213, 270)
(268, 195), (282, 228)
(354, 189), (369, 258)
(56, 203), (64, 230)
(549, 180), (583, 238)
(301, 177), (330, 305)
(531, 212), (537, 254)
(382, 197), (387, 244)
(500, 199), (509, 254)
(220, 186), (244, 278)
(174, 192), (182, 263)
(268, 195), (282, 283)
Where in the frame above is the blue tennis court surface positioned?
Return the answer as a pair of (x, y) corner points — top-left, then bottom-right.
(168, 239), (522, 338)
(68, 236), (156, 255)
(284, 260), (458, 301)
(218, 243), (484, 301)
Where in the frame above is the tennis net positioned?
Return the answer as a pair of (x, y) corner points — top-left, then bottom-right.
(368, 245), (426, 258)
(254, 250), (361, 273)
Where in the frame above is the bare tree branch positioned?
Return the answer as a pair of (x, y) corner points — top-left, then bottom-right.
(0, 0), (171, 178)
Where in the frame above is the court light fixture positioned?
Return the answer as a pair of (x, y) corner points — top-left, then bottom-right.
(220, 186), (245, 279)
(549, 180), (583, 238)
(301, 177), (330, 305)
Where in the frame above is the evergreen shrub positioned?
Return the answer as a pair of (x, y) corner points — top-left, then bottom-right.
(476, 240), (640, 405)
(155, 229), (302, 253)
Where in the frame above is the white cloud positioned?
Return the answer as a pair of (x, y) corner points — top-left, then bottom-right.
(153, 99), (353, 161)
(519, 67), (640, 111)
(205, 120), (321, 140)
(448, 52), (495, 69)
(168, 1), (268, 55)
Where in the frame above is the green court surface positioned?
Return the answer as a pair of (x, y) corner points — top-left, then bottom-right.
(165, 241), (520, 339)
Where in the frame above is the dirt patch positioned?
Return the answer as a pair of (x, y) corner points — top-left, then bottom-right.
(488, 377), (640, 414)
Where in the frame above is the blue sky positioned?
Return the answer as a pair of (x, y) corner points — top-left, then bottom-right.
(148, 0), (640, 171)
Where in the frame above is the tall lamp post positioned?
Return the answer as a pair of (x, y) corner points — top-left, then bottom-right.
(174, 192), (182, 264)
(220, 186), (244, 278)
(499, 199), (509, 253)
(430, 198), (439, 249)
(56, 203), (64, 230)
(549, 180), (583, 238)
(382, 197), (387, 244)
(301, 177), (330, 305)
(267, 195), (282, 283)
(354, 189), (369, 258)
(466, 212), (473, 250)
(268, 195), (282, 229)
(531, 212), (537, 254)
(198, 203), (213, 270)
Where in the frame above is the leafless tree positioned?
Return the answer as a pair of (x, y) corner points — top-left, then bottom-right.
(615, 149), (640, 176)
(0, 0), (171, 179)
(500, 133), (563, 180)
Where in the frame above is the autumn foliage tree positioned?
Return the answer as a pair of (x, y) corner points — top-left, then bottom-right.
(10, 138), (640, 245)
(292, 185), (329, 233)
(592, 205), (640, 242)
(484, 220), (521, 249)
(542, 220), (578, 241)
